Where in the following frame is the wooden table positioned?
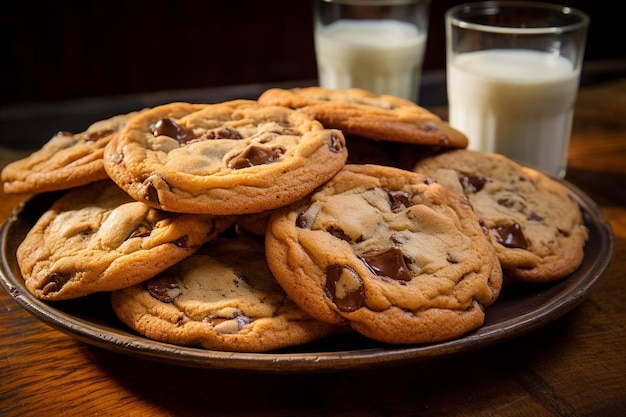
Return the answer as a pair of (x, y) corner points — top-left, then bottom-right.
(1, 79), (625, 416)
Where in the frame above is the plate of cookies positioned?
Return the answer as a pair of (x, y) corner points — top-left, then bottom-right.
(0, 88), (614, 372)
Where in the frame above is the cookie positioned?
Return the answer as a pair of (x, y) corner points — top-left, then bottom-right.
(104, 100), (347, 215)
(257, 86), (468, 149)
(16, 180), (233, 301)
(111, 232), (341, 352)
(413, 149), (589, 282)
(2, 110), (144, 194)
(265, 164), (502, 345)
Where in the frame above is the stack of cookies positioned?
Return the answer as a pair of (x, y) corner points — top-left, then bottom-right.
(1, 87), (588, 352)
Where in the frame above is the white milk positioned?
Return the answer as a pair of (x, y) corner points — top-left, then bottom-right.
(447, 49), (579, 177)
(315, 19), (427, 101)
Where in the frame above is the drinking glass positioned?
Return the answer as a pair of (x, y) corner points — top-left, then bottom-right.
(446, 1), (589, 177)
(314, 0), (431, 103)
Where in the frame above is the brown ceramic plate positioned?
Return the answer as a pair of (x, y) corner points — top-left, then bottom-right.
(0, 180), (614, 373)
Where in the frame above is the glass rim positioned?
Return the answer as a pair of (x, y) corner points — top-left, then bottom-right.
(446, 1), (589, 35)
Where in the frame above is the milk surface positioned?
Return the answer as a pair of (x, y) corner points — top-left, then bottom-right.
(447, 49), (579, 177)
(315, 19), (426, 101)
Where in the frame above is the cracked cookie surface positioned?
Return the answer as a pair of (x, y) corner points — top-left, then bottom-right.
(104, 100), (347, 215)
(265, 164), (502, 345)
(413, 149), (589, 282)
(111, 232), (341, 352)
(16, 180), (233, 300)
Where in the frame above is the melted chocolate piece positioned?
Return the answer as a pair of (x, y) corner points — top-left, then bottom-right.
(41, 272), (72, 295)
(153, 118), (191, 144)
(494, 223), (528, 249)
(204, 313), (252, 331)
(235, 314), (252, 329)
(324, 265), (365, 312)
(147, 275), (182, 303)
(204, 317), (229, 326)
(85, 129), (114, 142)
(360, 247), (412, 281)
(227, 145), (283, 169)
(461, 175), (488, 194)
(129, 224), (151, 239)
(388, 191), (411, 212)
(327, 225), (351, 242)
(295, 204), (314, 229)
(144, 183), (160, 204)
(204, 127), (243, 140)
(328, 132), (344, 153)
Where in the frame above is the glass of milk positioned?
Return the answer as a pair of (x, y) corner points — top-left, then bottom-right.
(313, 0), (431, 103)
(445, 1), (589, 178)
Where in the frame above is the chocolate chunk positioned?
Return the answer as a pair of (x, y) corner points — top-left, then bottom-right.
(360, 247), (412, 281)
(204, 317), (229, 327)
(327, 225), (352, 242)
(390, 233), (409, 245)
(296, 204), (317, 229)
(129, 224), (151, 238)
(296, 205), (312, 229)
(144, 183), (160, 204)
(41, 272), (72, 295)
(494, 223), (528, 249)
(324, 265), (365, 312)
(461, 175), (488, 194)
(147, 275), (182, 303)
(328, 131), (344, 153)
(204, 127), (243, 140)
(235, 314), (252, 329)
(204, 313), (252, 333)
(85, 129), (114, 142)
(388, 191), (411, 212)
(227, 145), (283, 169)
(153, 118), (191, 144)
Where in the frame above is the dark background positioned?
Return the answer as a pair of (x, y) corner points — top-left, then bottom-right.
(1, 0), (624, 106)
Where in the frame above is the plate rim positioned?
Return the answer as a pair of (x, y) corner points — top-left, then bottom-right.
(0, 178), (615, 373)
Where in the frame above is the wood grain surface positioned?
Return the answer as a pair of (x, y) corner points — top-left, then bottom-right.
(1, 79), (625, 417)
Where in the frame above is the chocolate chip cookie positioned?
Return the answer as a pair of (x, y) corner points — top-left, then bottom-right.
(413, 149), (589, 282)
(104, 100), (347, 215)
(111, 233), (341, 352)
(257, 86), (468, 149)
(265, 164), (502, 345)
(17, 180), (233, 300)
(2, 110), (144, 194)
